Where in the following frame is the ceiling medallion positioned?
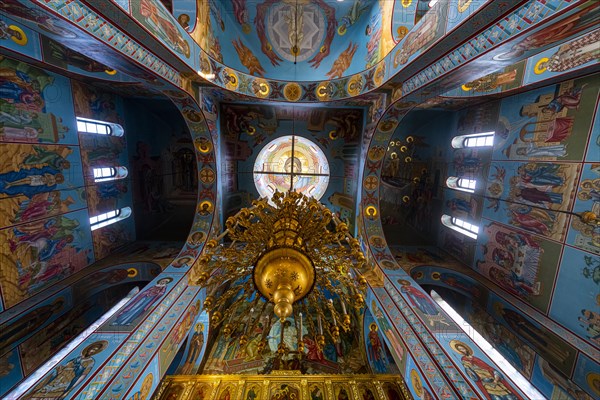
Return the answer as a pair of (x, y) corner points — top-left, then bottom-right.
(191, 191), (366, 360)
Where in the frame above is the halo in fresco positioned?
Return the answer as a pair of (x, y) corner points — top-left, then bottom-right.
(253, 135), (329, 202)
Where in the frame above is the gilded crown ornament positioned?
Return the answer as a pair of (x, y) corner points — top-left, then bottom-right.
(191, 191), (367, 360)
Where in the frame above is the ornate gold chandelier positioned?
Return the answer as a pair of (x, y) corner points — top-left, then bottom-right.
(191, 191), (366, 357)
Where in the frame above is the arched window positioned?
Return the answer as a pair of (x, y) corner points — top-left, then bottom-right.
(441, 214), (478, 239)
(446, 176), (476, 193)
(90, 207), (132, 231)
(77, 117), (124, 137)
(93, 166), (128, 182)
(451, 131), (494, 149)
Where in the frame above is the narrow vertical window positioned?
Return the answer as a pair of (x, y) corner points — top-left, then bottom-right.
(451, 132), (495, 149)
(441, 214), (478, 239)
(446, 177), (476, 193)
(90, 207), (132, 230)
(76, 117), (124, 137)
(93, 166), (128, 182)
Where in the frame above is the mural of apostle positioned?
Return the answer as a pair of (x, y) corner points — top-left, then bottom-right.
(23, 340), (108, 399)
(110, 277), (173, 326)
(449, 340), (523, 400)
(178, 322), (205, 374)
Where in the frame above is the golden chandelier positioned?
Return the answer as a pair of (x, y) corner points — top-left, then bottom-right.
(191, 191), (366, 355)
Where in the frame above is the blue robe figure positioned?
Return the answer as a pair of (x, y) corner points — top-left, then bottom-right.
(0, 166), (63, 197)
(110, 277), (172, 326)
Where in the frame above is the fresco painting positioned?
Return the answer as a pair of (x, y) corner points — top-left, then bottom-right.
(549, 247), (599, 347)
(437, 332), (526, 400)
(71, 80), (124, 124)
(572, 353), (600, 400)
(469, 306), (536, 379)
(0, 208), (93, 308)
(363, 308), (400, 374)
(0, 143), (84, 198)
(101, 276), (177, 331)
(0, 187), (86, 229)
(404, 354), (434, 400)
(523, 29), (600, 83)
(125, 358), (159, 400)
(129, 0), (192, 59)
(367, 295), (407, 375)
(0, 57), (77, 145)
(21, 333), (126, 400)
(159, 298), (201, 375)
(0, 349), (22, 396)
(0, 15), (43, 61)
(488, 292), (577, 378)
(483, 161), (580, 242)
(530, 356), (594, 400)
(176, 309), (209, 375)
(567, 163), (600, 255)
(474, 221), (561, 311)
(493, 75), (598, 162)
(222, 104), (362, 230)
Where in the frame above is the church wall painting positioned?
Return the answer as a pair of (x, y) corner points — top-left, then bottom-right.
(549, 246), (600, 348)
(530, 355), (594, 400)
(487, 291), (578, 378)
(99, 275), (178, 332)
(404, 353), (435, 400)
(20, 332), (126, 400)
(0, 288), (71, 397)
(123, 356), (159, 400)
(0, 187), (86, 230)
(0, 15), (43, 60)
(523, 28), (600, 84)
(482, 161), (580, 242)
(474, 221), (561, 312)
(572, 352), (600, 400)
(445, 0), (488, 33)
(0, 208), (94, 309)
(492, 75), (598, 163)
(0, 57), (78, 145)
(436, 331), (527, 400)
(363, 308), (400, 375)
(566, 163), (600, 255)
(158, 296), (201, 375)
(175, 308), (208, 375)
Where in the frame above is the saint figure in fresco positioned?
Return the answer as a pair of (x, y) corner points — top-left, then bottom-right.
(398, 280), (438, 316)
(367, 323), (387, 373)
(179, 322), (205, 374)
(24, 340), (108, 399)
(0, 167), (64, 197)
(449, 340), (523, 400)
(111, 277), (173, 326)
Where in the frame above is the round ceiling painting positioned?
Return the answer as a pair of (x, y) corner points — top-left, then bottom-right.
(254, 135), (330, 201)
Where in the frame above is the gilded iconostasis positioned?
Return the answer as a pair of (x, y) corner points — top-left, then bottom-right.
(0, 0), (599, 399)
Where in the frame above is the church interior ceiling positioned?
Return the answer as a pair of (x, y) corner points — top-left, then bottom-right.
(0, 0), (599, 399)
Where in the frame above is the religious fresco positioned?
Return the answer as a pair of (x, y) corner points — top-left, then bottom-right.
(159, 298), (201, 375)
(437, 332), (526, 400)
(100, 276), (177, 331)
(0, 288), (71, 397)
(0, 55), (77, 145)
(483, 161), (580, 242)
(0, 15), (43, 60)
(567, 163), (600, 254)
(175, 309), (209, 375)
(530, 356), (595, 400)
(129, 0), (192, 59)
(221, 104), (363, 230)
(21, 333), (126, 400)
(125, 370), (155, 400)
(573, 353), (600, 400)
(404, 354), (434, 400)
(202, 304), (368, 375)
(363, 308), (400, 375)
(469, 305), (536, 379)
(0, 209), (94, 308)
(493, 76), (598, 162)
(488, 292), (578, 378)
(474, 221), (561, 312)
(549, 246), (600, 347)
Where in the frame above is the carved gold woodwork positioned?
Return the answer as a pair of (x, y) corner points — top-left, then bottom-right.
(153, 374), (412, 400)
